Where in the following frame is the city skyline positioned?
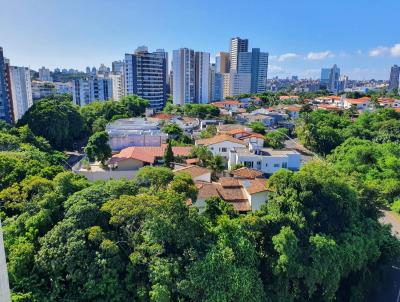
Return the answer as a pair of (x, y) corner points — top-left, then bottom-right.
(1, 0), (400, 80)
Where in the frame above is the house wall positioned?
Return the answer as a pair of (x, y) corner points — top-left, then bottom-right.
(287, 153), (301, 170)
(249, 191), (268, 211)
(116, 158), (144, 171)
(205, 141), (246, 159)
(261, 156), (289, 174)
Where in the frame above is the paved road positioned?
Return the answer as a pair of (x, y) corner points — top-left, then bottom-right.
(368, 211), (400, 302)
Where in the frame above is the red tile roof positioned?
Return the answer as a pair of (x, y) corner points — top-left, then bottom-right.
(231, 167), (264, 179)
(174, 165), (211, 179)
(109, 145), (192, 164)
(195, 134), (247, 147)
(151, 113), (173, 120)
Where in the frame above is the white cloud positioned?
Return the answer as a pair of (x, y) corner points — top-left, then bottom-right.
(390, 44), (400, 57)
(306, 51), (333, 60)
(269, 65), (284, 73)
(277, 53), (298, 62)
(369, 46), (389, 57)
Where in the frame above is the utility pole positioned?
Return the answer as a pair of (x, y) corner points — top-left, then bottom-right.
(0, 220), (11, 302)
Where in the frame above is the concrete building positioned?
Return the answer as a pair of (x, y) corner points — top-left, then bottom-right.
(9, 66), (32, 121)
(230, 71), (251, 96)
(209, 64), (216, 102)
(213, 72), (223, 101)
(195, 51), (210, 104)
(72, 77), (112, 106)
(222, 73), (231, 99)
(173, 48), (195, 105)
(228, 147), (301, 175)
(38, 66), (52, 82)
(230, 37), (248, 71)
(0, 47), (13, 123)
(125, 47), (167, 110)
(238, 48), (269, 93)
(106, 117), (168, 151)
(320, 64), (340, 93)
(112, 60), (124, 74)
(388, 65), (400, 91)
(215, 51), (230, 73)
(109, 74), (124, 101)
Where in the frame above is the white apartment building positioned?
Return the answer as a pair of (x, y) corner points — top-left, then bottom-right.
(230, 37), (248, 71)
(195, 51), (210, 104)
(173, 48), (195, 105)
(72, 77), (112, 106)
(9, 66), (32, 121)
(109, 74), (124, 101)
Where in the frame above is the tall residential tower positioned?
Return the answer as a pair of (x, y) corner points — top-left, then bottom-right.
(0, 47), (13, 123)
(388, 65), (400, 91)
(230, 37), (248, 71)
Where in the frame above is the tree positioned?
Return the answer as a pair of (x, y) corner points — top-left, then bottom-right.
(248, 121), (266, 134)
(265, 128), (289, 149)
(162, 123), (183, 140)
(190, 145), (213, 167)
(199, 125), (217, 139)
(135, 166), (174, 190)
(163, 142), (174, 168)
(84, 131), (112, 164)
(169, 172), (198, 202)
(208, 155), (225, 180)
(18, 97), (84, 150)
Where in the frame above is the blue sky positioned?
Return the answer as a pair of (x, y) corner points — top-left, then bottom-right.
(1, 0), (400, 80)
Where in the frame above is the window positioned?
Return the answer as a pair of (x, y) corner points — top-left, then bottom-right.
(273, 163), (280, 168)
(210, 147), (214, 150)
(282, 162), (287, 168)
(244, 161), (253, 168)
(265, 163), (268, 167)
(221, 147), (227, 152)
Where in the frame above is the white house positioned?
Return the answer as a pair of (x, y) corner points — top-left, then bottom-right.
(228, 147), (301, 175)
(343, 97), (370, 111)
(195, 134), (247, 159)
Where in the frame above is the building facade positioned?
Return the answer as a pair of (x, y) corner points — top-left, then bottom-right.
(238, 48), (269, 93)
(125, 47), (167, 110)
(215, 51), (230, 73)
(9, 66), (32, 121)
(173, 48), (195, 105)
(38, 67), (52, 82)
(320, 64), (340, 93)
(72, 77), (112, 106)
(109, 74), (124, 101)
(388, 65), (400, 91)
(0, 47), (13, 123)
(195, 51), (210, 104)
(230, 37), (248, 72)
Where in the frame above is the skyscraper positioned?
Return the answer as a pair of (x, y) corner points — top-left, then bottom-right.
(237, 48), (269, 94)
(112, 61), (125, 75)
(9, 66), (32, 121)
(215, 52), (230, 73)
(195, 51), (210, 104)
(109, 74), (124, 101)
(209, 64), (216, 102)
(0, 47), (13, 123)
(320, 65), (340, 93)
(388, 65), (400, 91)
(230, 37), (248, 71)
(125, 47), (168, 110)
(173, 48), (195, 105)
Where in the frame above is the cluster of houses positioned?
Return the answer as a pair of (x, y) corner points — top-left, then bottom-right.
(73, 93), (400, 212)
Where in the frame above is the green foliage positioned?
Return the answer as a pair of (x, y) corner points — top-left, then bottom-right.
(169, 172), (198, 202)
(248, 121), (266, 134)
(189, 145), (213, 167)
(265, 128), (289, 149)
(164, 103), (220, 119)
(163, 142), (174, 168)
(391, 200), (400, 214)
(18, 96), (84, 150)
(84, 131), (112, 164)
(162, 123), (183, 139)
(199, 125), (217, 139)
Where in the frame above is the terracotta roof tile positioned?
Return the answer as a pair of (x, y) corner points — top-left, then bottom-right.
(109, 145), (192, 164)
(241, 178), (269, 194)
(195, 134), (247, 147)
(174, 165), (211, 179)
(231, 167), (264, 179)
(219, 177), (241, 187)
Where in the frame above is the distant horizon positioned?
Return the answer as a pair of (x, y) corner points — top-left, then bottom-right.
(1, 0), (400, 81)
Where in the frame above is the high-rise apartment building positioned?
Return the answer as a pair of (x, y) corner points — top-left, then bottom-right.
(109, 74), (124, 101)
(125, 47), (167, 110)
(9, 66), (32, 121)
(229, 71), (251, 96)
(38, 67), (52, 82)
(209, 64), (216, 102)
(215, 52), (230, 73)
(388, 65), (400, 91)
(195, 51), (210, 104)
(112, 61), (125, 75)
(173, 48), (195, 105)
(0, 47), (13, 123)
(238, 48), (269, 93)
(72, 77), (112, 106)
(230, 37), (248, 71)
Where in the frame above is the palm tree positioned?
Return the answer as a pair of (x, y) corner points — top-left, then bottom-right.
(208, 155), (225, 180)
